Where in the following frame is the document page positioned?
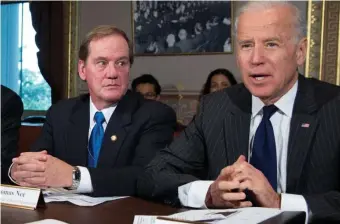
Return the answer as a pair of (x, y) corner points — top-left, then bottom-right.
(214, 207), (282, 224)
(134, 207), (282, 224)
(133, 216), (157, 224)
(43, 188), (128, 206)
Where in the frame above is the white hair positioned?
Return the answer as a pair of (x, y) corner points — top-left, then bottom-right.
(234, 1), (306, 42)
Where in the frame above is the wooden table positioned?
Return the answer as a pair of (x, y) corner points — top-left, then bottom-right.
(1, 197), (179, 224)
(1, 197), (304, 224)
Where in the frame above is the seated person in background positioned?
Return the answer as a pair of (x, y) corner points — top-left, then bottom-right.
(131, 74), (161, 100)
(200, 68), (237, 98)
(137, 2), (340, 223)
(195, 68), (237, 114)
(9, 25), (177, 196)
(132, 74), (187, 135)
(1, 85), (24, 184)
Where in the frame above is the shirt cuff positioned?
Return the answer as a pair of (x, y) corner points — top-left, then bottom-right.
(75, 166), (93, 193)
(281, 193), (310, 224)
(7, 162), (19, 185)
(178, 180), (213, 208)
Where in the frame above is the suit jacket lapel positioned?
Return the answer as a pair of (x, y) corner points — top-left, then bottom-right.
(286, 75), (319, 192)
(224, 85), (252, 165)
(66, 95), (90, 166)
(97, 91), (136, 167)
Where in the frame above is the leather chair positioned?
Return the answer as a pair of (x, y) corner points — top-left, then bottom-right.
(18, 123), (43, 154)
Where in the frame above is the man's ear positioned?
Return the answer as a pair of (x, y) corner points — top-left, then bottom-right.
(78, 60), (86, 81)
(296, 37), (307, 66)
(156, 95), (161, 101)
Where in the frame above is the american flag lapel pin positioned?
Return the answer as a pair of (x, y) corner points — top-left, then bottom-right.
(301, 123), (310, 128)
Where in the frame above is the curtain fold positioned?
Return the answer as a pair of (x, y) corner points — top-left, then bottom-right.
(29, 2), (66, 103)
(1, 4), (20, 94)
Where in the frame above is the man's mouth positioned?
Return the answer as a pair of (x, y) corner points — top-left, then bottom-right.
(250, 74), (271, 81)
(105, 84), (119, 87)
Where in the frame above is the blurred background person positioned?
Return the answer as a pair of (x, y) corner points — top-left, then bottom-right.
(131, 74), (161, 100)
(193, 68), (237, 120)
(131, 74), (187, 135)
(200, 68), (237, 97)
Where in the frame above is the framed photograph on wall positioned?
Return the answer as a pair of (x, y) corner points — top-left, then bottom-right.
(132, 1), (233, 56)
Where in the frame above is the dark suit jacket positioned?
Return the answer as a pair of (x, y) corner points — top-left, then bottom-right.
(1, 85), (24, 184)
(137, 75), (340, 222)
(31, 90), (176, 196)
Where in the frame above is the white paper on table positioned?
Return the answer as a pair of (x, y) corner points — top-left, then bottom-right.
(42, 188), (128, 206)
(25, 219), (69, 224)
(134, 207), (282, 224)
(214, 207), (282, 224)
(133, 216), (157, 224)
(168, 209), (235, 222)
(133, 210), (234, 224)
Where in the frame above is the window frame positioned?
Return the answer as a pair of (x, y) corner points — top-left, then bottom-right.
(15, 1), (79, 117)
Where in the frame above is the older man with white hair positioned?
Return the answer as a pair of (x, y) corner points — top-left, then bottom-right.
(137, 1), (340, 223)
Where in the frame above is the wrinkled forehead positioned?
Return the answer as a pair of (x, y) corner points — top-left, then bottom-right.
(88, 35), (129, 58)
(237, 7), (296, 41)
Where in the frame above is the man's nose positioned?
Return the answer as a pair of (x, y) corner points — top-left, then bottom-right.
(106, 62), (118, 79)
(250, 45), (265, 65)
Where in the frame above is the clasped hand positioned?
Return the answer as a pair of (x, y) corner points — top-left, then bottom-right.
(10, 150), (73, 188)
(205, 155), (280, 209)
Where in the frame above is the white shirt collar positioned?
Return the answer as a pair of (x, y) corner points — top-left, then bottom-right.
(251, 80), (298, 118)
(89, 97), (117, 123)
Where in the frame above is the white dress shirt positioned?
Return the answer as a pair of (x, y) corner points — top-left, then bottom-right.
(178, 80), (309, 222)
(76, 98), (117, 193)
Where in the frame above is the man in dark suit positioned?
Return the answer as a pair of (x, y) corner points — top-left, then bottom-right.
(9, 25), (176, 196)
(137, 2), (340, 223)
(1, 85), (23, 184)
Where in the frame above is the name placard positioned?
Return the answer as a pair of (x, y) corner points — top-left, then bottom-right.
(0, 184), (45, 210)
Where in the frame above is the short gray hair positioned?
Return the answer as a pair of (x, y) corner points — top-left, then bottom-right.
(234, 1), (306, 42)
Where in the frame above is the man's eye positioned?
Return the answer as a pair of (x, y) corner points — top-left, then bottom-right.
(97, 61), (107, 66)
(266, 42), (278, 48)
(116, 60), (129, 67)
(240, 44), (252, 49)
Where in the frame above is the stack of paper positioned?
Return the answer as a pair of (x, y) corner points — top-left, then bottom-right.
(43, 188), (128, 206)
(134, 207), (282, 224)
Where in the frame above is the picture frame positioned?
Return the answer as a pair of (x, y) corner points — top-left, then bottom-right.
(131, 1), (233, 56)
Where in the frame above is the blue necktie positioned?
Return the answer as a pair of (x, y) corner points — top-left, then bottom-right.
(88, 112), (105, 168)
(250, 105), (278, 191)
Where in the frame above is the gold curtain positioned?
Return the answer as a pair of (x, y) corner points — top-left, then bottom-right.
(305, 0), (340, 86)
